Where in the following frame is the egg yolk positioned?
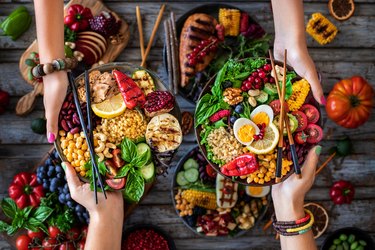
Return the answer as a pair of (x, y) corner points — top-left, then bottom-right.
(238, 124), (255, 142)
(252, 112), (270, 126)
(248, 186), (263, 196)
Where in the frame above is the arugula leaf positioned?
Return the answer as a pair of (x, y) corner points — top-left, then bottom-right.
(123, 169), (145, 203)
(121, 138), (138, 163)
(1, 198), (18, 219)
(116, 164), (133, 178)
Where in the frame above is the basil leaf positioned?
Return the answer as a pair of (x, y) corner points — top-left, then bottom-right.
(116, 164), (133, 178)
(121, 138), (138, 163)
(6, 226), (17, 236)
(23, 222), (39, 233)
(0, 221), (10, 233)
(32, 206), (53, 222)
(211, 63), (228, 97)
(23, 206), (33, 219)
(1, 198), (18, 219)
(134, 151), (148, 168)
(123, 170), (144, 203)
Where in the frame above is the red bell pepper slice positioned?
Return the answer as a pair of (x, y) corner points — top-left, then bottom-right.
(220, 153), (259, 176)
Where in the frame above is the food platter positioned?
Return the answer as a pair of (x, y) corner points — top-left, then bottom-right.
(55, 62), (182, 202)
(171, 146), (269, 237)
(195, 58), (323, 186)
(163, 4), (269, 104)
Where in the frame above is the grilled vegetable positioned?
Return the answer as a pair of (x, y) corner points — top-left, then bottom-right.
(131, 70), (155, 95)
(306, 13), (338, 45)
(287, 79), (310, 111)
(112, 69), (146, 109)
(218, 8), (241, 36)
(181, 189), (217, 210)
(220, 153), (259, 176)
(216, 174), (238, 209)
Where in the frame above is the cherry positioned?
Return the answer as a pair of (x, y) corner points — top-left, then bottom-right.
(269, 77), (275, 83)
(255, 78), (262, 84)
(241, 85), (248, 91)
(247, 76), (255, 83)
(258, 71), (266, 79)
(245, 81), (252, 89)
(251, 71), (258, 77)
(263, 64), (272, 72)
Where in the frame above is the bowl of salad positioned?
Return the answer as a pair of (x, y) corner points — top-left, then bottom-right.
(171, 146), (269, 237)
(55, 62), (182, 202)
(195, 58), (323, 186)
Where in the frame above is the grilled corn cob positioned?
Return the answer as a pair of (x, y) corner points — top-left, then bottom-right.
(306, 13), (338, 45)
(287, 79), (310, 111)
(219, 8), (241, 36)
(181, 189), (217, 210)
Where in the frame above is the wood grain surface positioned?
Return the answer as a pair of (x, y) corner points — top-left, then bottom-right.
(0, 1), (374, 249)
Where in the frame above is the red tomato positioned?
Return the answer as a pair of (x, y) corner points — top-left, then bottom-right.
(294, 131), (308, 145)
(292, 111), (308, 132)
(105, 177), (126, 190)
(48, 226), (62, 238)
(76, 239), (85, 250)
(58, 242), (75, 250)
(42, 237), (57, 250)
(81, 226), (88, 240)
(66, 227), (80, 241)
(305, 124), (324, 144)
(27, 229), (45, 241)
(16, 235), (32, 250)
(300, 104), (320, 124)
(205, 164), (217, 178)
(326, 76), (374, 128)
(269, 100), (289, 115)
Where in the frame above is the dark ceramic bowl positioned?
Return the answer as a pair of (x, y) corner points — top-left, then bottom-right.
(122, 224), (176, 250)
(321, 227), (374, 250)
(171, 145), (270, 237)
(194, 58), (322, 186)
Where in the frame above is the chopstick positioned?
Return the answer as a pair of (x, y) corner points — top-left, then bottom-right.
(136, 6), (145, 62)
(275, 49), (287, 183)
(68, 72), (107, 203)
(269, 50), (302, 180)
(141, 4), (166, 67)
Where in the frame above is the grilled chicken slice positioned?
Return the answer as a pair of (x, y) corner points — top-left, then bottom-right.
(179, 13), (218, 87)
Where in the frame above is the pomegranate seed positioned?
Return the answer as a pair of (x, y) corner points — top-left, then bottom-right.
(255, 78), (262, 84)
(193, 47), (200, 53)
(200, 51), (207, 57)
(251, 71), (258, 77)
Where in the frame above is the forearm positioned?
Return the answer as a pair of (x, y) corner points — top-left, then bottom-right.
(33, 0), (65, 63)
(273, 199), (317, 250)
(85, 212), (124, 250)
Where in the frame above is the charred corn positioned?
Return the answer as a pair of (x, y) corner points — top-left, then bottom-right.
(306, 13), (338, 45)
(287, 79), (310, 111)
(219, 8), (241, 36)
(181, 189), (217, 210)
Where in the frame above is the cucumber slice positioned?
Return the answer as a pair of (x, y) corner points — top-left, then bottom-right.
(184, 168), (199, 183)
(255, 91), (269, 104)
(273, 114), (298, 135)
(183, 158), (199, 170)
(176, 171), (189, 186)
(140, 162), (155, 183)
(136, 143), (151, 164)
(263, 83), (278, 96)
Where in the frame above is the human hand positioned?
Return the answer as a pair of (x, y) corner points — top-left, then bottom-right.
(272, 146), (321, 221)
(43, 71), (69, 143)
(62, 162), (124, 221)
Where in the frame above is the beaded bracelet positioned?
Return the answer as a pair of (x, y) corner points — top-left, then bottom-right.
(272, 209), (314, 236)
(31, 57), (78, 78)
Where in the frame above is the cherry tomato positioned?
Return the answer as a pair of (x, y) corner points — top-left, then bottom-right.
(16, 235), (32, 250)
(81, 226), (88, 240)
(42, 237), (57, 250)
(300, 104), (320, 124)
(205, 164), (217, 178)
(66, 227), (81, 241)
(294, 131), (308, 145)
(105, 177), (126, 190)
(269, 100), (289, 115)
(76, 239), (85, 250)
(27, 229), (45, 241)
(48, 226), (62, 238)
(292, 111), (308, 132)
(305, 124), (324, 144)
(58, 242), (75, 250)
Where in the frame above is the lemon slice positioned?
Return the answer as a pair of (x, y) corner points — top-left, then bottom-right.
(247, 122), (279, 154)
(91, 93), (126, 119)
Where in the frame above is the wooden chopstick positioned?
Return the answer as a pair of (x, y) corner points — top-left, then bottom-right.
(136, 6), (145, 62)
(275, 50), (287, 183)
(315, 151), (336, 175)
(141, 4), (166, 67)
(68, 72), (107, 202)
(164, 20), (173, 93)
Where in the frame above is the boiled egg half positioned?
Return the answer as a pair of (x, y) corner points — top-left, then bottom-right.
(246, 186), (270, 198)
(233, 118), (260, 145)
(250, 105), (274, 126)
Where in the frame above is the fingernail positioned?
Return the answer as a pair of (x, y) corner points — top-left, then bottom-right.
(61, 162), (67, 171)
(320, 96), (327, 106)
(315, 145), (322, 156)
(47, 132), (55, 143)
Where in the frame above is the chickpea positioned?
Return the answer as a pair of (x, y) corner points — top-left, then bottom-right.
(257, 173), (264, 178)
(258, 179), (265, 184)
(75, 166), (81, 172)
(59, 130), (66, 137)
(253, 177), (259, 183)
(67, 133), (73, 140)
(80, 171), (86, 177)
(265, 176), (271, 182)
(260, 167), (267, 174)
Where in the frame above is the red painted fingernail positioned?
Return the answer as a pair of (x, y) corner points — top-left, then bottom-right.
(48, 132), (55, 143)
(320, 96), (327, 106)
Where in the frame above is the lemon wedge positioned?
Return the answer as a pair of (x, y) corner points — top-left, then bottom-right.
(247, 122), (279, 155)
(91, 93), (126, 119)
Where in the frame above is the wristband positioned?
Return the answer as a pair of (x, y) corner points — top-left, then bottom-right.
(31, 57), (78, 78)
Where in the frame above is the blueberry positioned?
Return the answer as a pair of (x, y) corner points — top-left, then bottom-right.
(67, 201), (74, 208)
(41, 165), (48, 172)
(45, 158), (52, 166)
(43, 182), (49, 190)
(56, 173), (63, 179)
(184, 215), (197, 227)
(59, 193), (66, 202)
(83, 212), (89, 220)
(37, 177), (42, 184)
(222, 81), (233, 88)
(55, 166), (63, 173)
(48, 165), (55, 173)
(53, 150), (60, 160)
(47, 170), (54, 177)
(230, 116), (238, 124)
(65, 193), (71, 200)
(235, 104), (244, 114)
(75, 205), (84, 212)
(58, 187), (63, 193)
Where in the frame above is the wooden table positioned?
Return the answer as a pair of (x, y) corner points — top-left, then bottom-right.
(0, 1), (374, 249)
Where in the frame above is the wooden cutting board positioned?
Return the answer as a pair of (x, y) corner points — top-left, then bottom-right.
(18, 0), (130, 86)
(0, 147), (154, 247)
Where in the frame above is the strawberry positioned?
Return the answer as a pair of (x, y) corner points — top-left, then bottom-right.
(209, 109), (230, 123)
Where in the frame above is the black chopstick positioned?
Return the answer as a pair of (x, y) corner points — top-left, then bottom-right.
(68, 72), (107, 202)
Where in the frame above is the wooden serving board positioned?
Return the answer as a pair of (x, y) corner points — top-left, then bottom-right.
(0, 147), (154, 248)
(18, 0), (130, 87)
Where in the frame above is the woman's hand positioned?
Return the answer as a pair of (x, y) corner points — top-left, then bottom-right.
(43, 71), (68, 143)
